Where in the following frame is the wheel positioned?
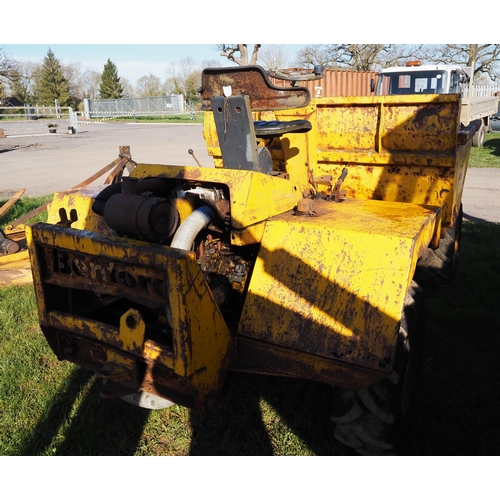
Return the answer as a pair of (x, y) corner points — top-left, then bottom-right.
(414, 205), (463, 287)
(331, 281), (424, 455)
(472, 124), (485, 147)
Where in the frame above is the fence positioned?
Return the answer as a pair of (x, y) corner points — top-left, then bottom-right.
(463, 85), (500, 98)
(0, 105), (70, 119)
(83, 95), (186, 119)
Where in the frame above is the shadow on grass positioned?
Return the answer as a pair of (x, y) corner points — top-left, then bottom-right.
(188, 373), (349, 456)
(20, 367), (150, 456)
(401, 221), (500, 455)
(484, 135), (500, 156)
(189, 221), (500, 456)
(18, 221), (500, 456)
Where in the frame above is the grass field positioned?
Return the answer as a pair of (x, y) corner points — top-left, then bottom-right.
(1, 219), (500, 456)
(468, 131), (500, 167)
(1, 135), (500, 456)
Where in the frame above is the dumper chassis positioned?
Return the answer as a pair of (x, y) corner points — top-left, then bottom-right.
(27, 65), (473, 455)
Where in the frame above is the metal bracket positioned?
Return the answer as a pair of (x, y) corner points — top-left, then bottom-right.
(211, 95), (261, 172)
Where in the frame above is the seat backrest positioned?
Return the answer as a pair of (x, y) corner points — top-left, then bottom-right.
(199, 66), (311, 112)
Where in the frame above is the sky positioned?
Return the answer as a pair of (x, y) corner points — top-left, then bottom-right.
(1, 2), (482, 87)
(0, 44), (308, 86)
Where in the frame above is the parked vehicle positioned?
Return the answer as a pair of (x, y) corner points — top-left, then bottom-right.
(27, 65), (475, 454)
(375, 61), (500, 146)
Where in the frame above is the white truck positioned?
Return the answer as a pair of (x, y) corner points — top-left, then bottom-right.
(375, 61), (500, 146)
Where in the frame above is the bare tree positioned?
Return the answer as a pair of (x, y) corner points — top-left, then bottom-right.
(119, 76), (135, 98)
(423, 44), (500, 81)
(295, 44), (425, 71)
(165, 57), (204, 101)
(259, 45), (291, 70)
(217, 44), (261, 66)
(135, 73), (162, 97)
(0, 47), (20, 83)
(80, 68), (102, 100)
(9, 61), (41, 104)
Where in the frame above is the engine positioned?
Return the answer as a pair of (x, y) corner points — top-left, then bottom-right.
(92, 177), (255, 316)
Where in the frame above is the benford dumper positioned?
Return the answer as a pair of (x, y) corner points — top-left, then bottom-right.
(27, 65), (474, 454)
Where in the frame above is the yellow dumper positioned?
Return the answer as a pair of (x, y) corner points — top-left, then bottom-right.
(27, 66), (473, 454)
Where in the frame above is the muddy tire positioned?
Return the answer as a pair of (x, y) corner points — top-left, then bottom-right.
(331, 281), (424, 455)
(472, 124), (485, 147)
(414, 206), (463, 288)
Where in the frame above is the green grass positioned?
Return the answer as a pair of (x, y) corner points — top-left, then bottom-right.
(0, 194), (52, 229)
(2, 221), (499, 455)
(2, 185), (500, 455)
(468, 131), (500, 167)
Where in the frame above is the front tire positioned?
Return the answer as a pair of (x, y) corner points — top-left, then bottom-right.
(331, 281), (424, 455)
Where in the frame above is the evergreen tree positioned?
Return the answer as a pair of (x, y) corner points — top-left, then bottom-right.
(99, 59), (123, 99)
(38, 48), (73, 107)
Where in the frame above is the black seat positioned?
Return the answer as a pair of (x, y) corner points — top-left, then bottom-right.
(200, 66), (313, 173)
(253, 119), (312, 138)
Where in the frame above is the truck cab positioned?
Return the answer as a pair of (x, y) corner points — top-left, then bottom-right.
(376, 61), (469, 96)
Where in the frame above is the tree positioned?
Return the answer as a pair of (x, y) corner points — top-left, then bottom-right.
(164, 57), (203, 102)
(259, 45), (291, 70)
(135, 73), (162, 97)
(119, 76), (135, 98)
(0, 47), (19, 84)
(80, 68), (102, 100)
(217, 44), (261, 66)
(99, 59), (124, 99)
(38, 48), (73, 107)
(422, 44), (500, 81)
(295, 44), (424, 71)
(10, 61), (42, 104)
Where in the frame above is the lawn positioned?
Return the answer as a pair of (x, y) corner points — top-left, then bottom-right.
(1, 134), (500, 456)
(468, 131), (500, 167)
(1, 220), (500, 455)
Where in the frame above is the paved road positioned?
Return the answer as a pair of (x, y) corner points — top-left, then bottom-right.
(462, 168), (500, 223)
(0, 120), (214, 199)
(1, 119), (498, 223)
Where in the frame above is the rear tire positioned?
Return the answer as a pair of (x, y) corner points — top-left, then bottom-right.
(415, 205), (463, 287)
(331, 281), (424, 455)
(472, 123), (485, 147)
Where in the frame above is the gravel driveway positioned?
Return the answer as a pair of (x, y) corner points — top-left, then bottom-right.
(1, 119), (498, 223)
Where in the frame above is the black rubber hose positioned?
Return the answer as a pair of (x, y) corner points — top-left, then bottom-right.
(92, 182), (122, 216)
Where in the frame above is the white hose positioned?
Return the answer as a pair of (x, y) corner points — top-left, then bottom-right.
(170, 205), (215, 250)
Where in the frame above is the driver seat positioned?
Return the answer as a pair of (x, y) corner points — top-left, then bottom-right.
(199, 66), (313, 173)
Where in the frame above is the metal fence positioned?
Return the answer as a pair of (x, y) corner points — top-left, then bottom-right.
(463, 85), (500, 98)
(83, 95), (186, 119)
(0, 105), (70, 119)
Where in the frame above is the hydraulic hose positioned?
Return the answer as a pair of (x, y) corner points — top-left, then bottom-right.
(170, 205), (215, 251)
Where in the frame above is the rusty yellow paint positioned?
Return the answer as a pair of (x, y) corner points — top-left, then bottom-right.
(0, 250), (32, 287)
(47, 187), (110, 233)
(205, 94), (469, 230)
(238, 198), (440, 374)
(129, 164), (304, 230)
(27, 222), (233, 405)
(119, 309), (147, 353)
(230, 221), (267, 246)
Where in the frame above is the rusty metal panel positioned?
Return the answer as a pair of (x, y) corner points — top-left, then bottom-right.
(200, 66), (310, 111)
(238, 198), (441, 378)
(26, 222), (234, 413)
(273, 94), (466, 228)
(270, 69), (379, 97)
